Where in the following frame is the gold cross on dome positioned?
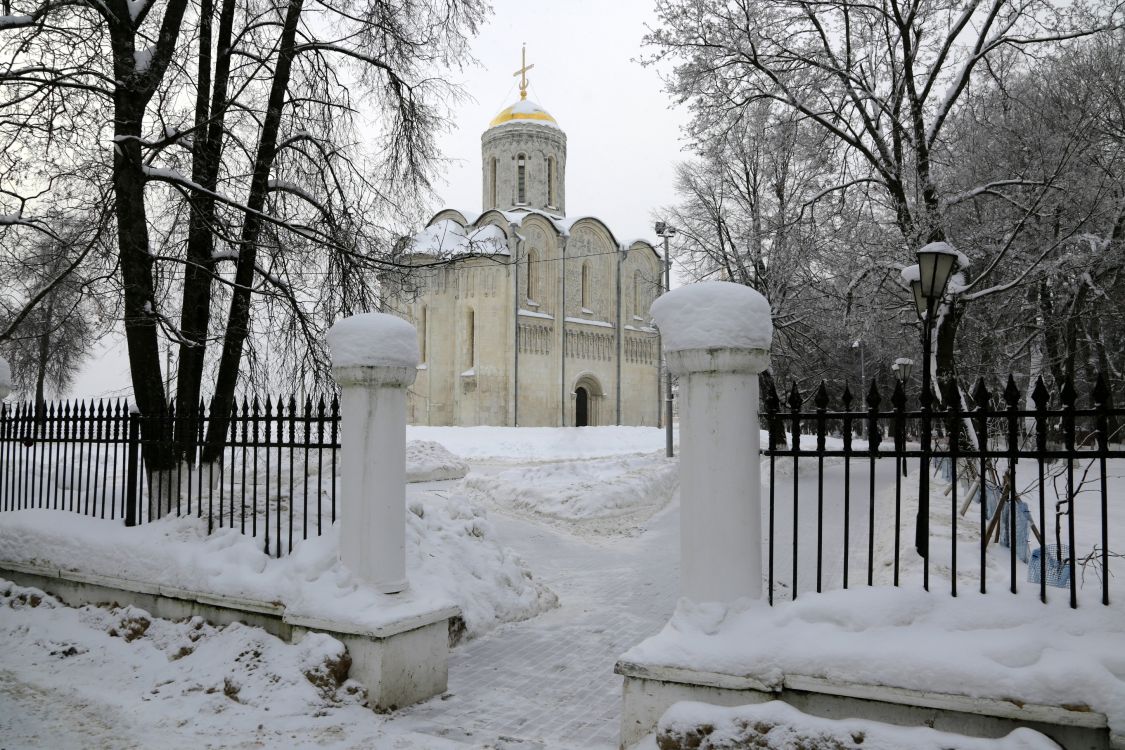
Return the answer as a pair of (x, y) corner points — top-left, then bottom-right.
(513, 44), (534, 100)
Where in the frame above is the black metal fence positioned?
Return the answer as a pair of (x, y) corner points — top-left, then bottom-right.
(761, 374), (1123, 608)
(0, 395), (340, 557)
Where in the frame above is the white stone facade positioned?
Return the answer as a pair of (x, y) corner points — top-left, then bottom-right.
(385, 95), (662, 427)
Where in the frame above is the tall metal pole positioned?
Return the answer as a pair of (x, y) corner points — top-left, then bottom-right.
(860, 343), (865, 389)
(916, 301), (933, 587)
(663, 232), (674, 458)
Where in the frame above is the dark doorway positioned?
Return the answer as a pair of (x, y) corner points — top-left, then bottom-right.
(575, 386), (589, 427)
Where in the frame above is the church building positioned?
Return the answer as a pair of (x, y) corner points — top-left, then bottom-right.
(386, 51), (663, 427)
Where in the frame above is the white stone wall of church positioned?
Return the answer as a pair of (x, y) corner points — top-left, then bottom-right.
(398, 225), (662, 427)
(404, 257), (513, 426)
(520, 220), (558, 314)
(481, 123), (567, 214)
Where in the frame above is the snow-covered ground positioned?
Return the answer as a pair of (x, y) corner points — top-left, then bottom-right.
(1, 425), (1121, 748)
(406, 424), (676, 462)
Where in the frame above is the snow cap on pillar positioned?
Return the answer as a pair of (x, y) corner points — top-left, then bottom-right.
(0, 356), (11, 400)
(650, 281), (773, 375)
(327, 313), (420, 388)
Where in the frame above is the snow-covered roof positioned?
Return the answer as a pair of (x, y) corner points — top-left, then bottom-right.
(488, 98), (560, 130)
(415, 209), (660, 264)
(408, 220), (509, 258)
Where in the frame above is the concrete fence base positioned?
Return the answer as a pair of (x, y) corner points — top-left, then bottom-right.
(0, 559), (457, 712)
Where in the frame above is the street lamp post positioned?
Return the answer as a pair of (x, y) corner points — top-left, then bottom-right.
(904, 242), (959, 589)
(655, 222), (676, 458)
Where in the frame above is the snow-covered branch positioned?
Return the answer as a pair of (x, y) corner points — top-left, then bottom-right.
(943, 180), (1053, 206)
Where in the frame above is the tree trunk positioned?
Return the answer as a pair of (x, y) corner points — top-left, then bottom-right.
(174, 0), (236, 465)
(104, 1), (191, 492)
(201, 0), (305, 465)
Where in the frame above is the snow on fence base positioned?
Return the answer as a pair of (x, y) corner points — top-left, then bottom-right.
(615, 661), (1113, 750)
(0, 558), (457, 712)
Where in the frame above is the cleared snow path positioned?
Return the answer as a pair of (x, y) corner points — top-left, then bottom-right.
(387, 481), (680, 748)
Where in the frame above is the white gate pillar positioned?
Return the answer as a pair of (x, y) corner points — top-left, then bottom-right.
(651, 281), (773, 603)
(328, 313), (419, 594)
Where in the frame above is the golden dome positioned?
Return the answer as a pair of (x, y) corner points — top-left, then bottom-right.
(488, 98), (559, 129)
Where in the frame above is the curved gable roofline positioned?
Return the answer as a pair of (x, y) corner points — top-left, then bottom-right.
(474, 207), (569, 238)
(423, 207), (657, 257)
(624, 238), (663, 263)
(426, 208), (481, 228)
(558, 215), (622, 248)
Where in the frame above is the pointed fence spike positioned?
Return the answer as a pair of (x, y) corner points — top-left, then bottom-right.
(763, 377), (779, 410)
(947, 378), (961, 413)
(971, 378), (990, 409)
(1003, 374), (1021, 406)
(814, 381), (829, 409)
(891, 379), (906, 408)
(1032, 376), (1050, 409)
(866, 380), (881, 409)
(787, 383), (803, 411)
(841, 383), (854, 407)
(1060, 377), (1077, 407)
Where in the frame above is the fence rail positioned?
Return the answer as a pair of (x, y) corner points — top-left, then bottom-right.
(761, 373), (1123, 608)
(0, 395), (340, 557)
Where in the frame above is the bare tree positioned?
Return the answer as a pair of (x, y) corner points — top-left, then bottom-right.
(646, 0), (1121, 393)
(1, 0), (489, 483)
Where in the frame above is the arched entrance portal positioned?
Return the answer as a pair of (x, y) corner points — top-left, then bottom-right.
(572, 374), (603, 427)
(575, 387), (589, 427)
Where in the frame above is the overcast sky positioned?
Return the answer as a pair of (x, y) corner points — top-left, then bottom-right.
(427, 0), (689, 242)
(68, 0), (689, 398)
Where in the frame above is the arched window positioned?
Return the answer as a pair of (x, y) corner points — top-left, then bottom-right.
(526, 248), (539, 303)
(581, 261), (591, 309)
(517, 154), (527, 204)
(419, 305), (427, 362)
(489, 158), (497, 208)
(465, 307), (475, 367)
(633, 270), (642, 318)
(547, 156), (556, 207)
